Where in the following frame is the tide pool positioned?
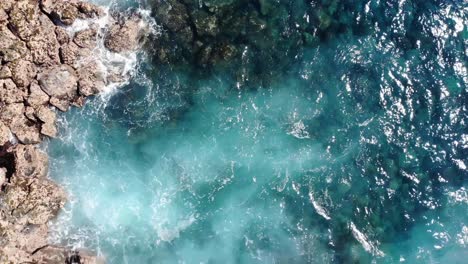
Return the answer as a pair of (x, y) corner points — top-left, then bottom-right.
(46, 0), (467, 263)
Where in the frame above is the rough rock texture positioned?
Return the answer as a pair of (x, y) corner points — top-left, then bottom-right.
(104, 16), (144, 53)
(0, 0), (147, 262)
(38, 65), (78, 99)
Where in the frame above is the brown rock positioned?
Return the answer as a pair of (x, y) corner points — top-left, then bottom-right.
(0, 25), (31, 63)
(104, 17), (144, 53)
(0, 122), (11, 146)
(27, 81), (50, 107)
(74, 27), (98, 49)
(0, 103), (24, 123)
(40, 0), (79, 26)
(55, 26), (70, 45)
(37, 65), (78, 99)
(50, 97), (70, 112)
(7, 0), (41, 41)
(78, 61), (106, 96)
(6, 176), (65, 225)
(10, 59), (37, 87)
(25, 106), (37, 122)
(0, 167), (6, 187)
(0, 65), (12, 79)
(10, 116), (41, 145)
(14, 144), (48, 179)
(26, 15), (61, 65)
(59, 42), (81, 65)
(36, 105), (57, 137)
(77, 2), (105, 18)
(0, 78), (26, 104)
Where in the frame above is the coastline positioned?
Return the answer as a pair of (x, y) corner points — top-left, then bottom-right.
(0, 0), (146, 262)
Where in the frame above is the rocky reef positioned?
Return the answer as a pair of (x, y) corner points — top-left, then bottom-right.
(0, 0), (146, 262)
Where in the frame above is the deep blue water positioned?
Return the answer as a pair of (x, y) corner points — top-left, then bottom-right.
(47, 0), (467, 263)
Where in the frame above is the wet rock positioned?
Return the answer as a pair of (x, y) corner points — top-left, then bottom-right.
(40, 0), (79, 26)
(193, 10), (219, 37)
(203, 0), (235, 8)
(10, 116), (41, 145)
(35, 105), (57, 137)
(14, 144), (48, 179)
(0, 78), (26, 104)
(153, 0), (190, 33)
(55, 26), (70, 45)
(104, 16), (143, 53)
(27, 81), (50, 107)
(38, 65), (78, 99)
(10, 59), (37, 88)
(0, 122), (11, 146)
(77, 2), (105, 19)
(74, 27), (98, 49)
(78, 61), (106, 96)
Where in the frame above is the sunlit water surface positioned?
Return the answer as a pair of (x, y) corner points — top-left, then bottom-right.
(46, 0), (467, 263)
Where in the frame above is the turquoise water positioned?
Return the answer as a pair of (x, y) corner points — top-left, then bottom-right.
(47, 0), (467, 263)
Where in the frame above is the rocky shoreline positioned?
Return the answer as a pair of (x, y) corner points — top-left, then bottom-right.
(0, 0), (146, 262)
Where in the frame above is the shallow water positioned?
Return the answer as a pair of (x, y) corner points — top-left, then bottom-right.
(47, 0), (467, 263)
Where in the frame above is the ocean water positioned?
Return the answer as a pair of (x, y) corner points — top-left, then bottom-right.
(46, 0), (467, 263)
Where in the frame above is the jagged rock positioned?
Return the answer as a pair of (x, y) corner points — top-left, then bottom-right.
(7, 0), (41, 41)
(153, 0), (190, 33)
(27, 15), (61, 65)
(0, 66), (12, 79)
(77, 1), (104, 18)
(6, 176), (65, 224)
(0, 103), (24, 123)
(0, 8), (7, 24)
(27, 81), (50, 107)
(40, 0), (79, 26)
(104, 16), (143, 53)
(0, 25), (31, 63)
(50, 97), (70, 112)
(38, 65), (78, 100)
(10, 59), (37, 87)
(0, 122), (11, 146)
(36, 105), (57, 137)
(0, 167), (6, 187)
(59, 42), (81, 65)
(204, 0), (235, 8)
(0, 78), (26, 104)
(14, 144), (48, 179)
(74, 27), (98, 49)
(193, 10), (219, 37)
(78, 61), (106, 96)
(55, 26), (70, 45)
(10, 116), (41, 144)
(25, 106), (37, 122)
